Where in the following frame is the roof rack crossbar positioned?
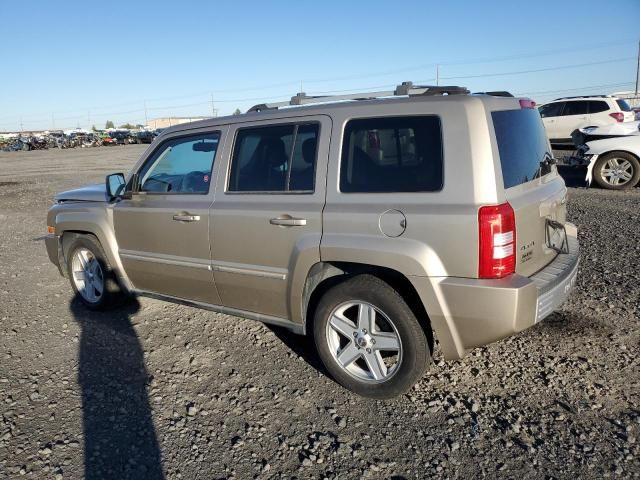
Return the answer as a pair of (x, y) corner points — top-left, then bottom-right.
(247, 81), (470, 112)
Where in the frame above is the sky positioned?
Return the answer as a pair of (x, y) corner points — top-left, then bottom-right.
(1, 0), (639, 131)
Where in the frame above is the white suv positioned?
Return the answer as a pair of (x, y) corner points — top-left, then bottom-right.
(539, 95), (635, 144)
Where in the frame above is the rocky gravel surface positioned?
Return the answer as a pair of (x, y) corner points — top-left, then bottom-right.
(0, 146), (638, 479)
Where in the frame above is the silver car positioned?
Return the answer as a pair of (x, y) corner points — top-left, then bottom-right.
(46, 83), (579, 398)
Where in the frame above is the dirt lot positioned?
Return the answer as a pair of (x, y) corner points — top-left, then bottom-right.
(0, 146), (638, 479)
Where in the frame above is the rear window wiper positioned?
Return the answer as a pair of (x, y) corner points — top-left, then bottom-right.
(540, 152), (557, 167)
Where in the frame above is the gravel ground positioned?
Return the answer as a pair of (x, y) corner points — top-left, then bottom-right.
(0, 146), (638, 479)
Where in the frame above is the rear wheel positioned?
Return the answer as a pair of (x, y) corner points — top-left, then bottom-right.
(593, 152), (640, 190)
(313, 275), (430, 399)
(65, 235), (128, 310)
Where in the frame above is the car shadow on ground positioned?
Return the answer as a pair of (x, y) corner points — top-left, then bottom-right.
(557, 166), (588, 188)
(69, 295), (164, 479)
(267, 325), (330, 378)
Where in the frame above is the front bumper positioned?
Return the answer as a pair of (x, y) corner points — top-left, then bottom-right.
(412, 223), (579, 359)
(45, 234), (66, 277)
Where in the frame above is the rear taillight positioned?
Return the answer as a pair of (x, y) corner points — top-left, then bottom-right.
(519, 98), (536, 109)
(478, 202), (516, 279)
(609, 112), (624, 122)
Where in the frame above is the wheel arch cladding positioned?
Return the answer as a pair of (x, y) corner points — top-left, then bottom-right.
(302, 262), (434, 354)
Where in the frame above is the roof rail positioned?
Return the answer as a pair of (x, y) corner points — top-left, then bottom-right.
(247, 81), (470, 113)
(553, 94), (612, 101)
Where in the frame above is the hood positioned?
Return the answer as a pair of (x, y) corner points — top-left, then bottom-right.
(55, 183), (107, 202)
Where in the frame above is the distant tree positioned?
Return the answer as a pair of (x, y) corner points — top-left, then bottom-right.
(119, 123), (136, 129)
(136, 124), (144, 129)
(105, 120), (115, 129)
(91, 125), (97, 131)
(233, 108), (242, 115)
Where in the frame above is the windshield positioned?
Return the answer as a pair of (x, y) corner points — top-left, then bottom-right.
(492, 108), (552, 188)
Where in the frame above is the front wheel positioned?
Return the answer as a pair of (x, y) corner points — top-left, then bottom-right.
(65, 235), (128, 310)
(313, 275), (431, 399)
(593, 152), (640, 190)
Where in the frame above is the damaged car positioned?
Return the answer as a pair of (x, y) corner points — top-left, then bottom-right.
(567, 121), (640, 189)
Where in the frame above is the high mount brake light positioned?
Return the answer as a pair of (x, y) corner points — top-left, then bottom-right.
(519, 99), (537, 109)
(478, 203), (516, 279)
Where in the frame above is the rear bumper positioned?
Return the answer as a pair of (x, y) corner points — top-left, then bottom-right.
(412, 223), (579, 360)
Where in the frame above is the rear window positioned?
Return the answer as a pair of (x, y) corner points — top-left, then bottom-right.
(492, 109), (552, 189)
(616, 99), (632, 112)
(340, 116), (443, 193)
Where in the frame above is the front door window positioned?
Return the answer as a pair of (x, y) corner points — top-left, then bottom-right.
(138, 134), (220, 194)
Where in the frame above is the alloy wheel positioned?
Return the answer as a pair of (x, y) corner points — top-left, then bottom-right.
(325, 301), (403, 383)
(71, 248), (104, 303)
(601, 157), (634, 187)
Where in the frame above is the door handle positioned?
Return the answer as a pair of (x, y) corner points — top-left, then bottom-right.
(173, 212), (200, 222)
(270, 214), (307, 227)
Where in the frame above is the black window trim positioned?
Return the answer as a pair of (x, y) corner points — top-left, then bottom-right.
(225, 120), (321, 195)
(131, 130), (221, 196)
(338, 114), (444, 194)
(561, 100), (589, 116)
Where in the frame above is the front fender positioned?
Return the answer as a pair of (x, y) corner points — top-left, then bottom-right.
(51, 203), (133, 291)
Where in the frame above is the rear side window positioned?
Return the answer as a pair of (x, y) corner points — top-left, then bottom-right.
(228, 123), (319, 192)
(616, 99), (632, 112)
(588, 101), (609, 113)
(562, 101), (588, 116)
(340, 116), (443, 193)
(492, 109), (552, 189)
(539, 102), (564, 118)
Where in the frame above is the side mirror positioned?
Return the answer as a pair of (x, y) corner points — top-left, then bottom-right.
(106, 173), (126, 200)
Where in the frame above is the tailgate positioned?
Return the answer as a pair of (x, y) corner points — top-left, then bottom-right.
(505, 178), (567, 277)
(491, 106), (569, 277)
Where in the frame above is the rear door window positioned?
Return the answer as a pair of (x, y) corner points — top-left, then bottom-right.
(492, 109), (552, 189)
(228, 123), (319, 192)
(561, 101), (588, 116)
(340, 116), (443, 193)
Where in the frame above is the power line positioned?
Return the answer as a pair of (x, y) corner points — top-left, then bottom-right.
(442, 57), (635, 80)
(516, 81), (636, 97)
(3, 39), (636, 123)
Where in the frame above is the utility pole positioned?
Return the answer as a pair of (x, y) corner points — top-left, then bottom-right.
(144, 100), (148, 126)
(635, 39), (639, 97)
(435, 64), (439, 86)
(210, 93), (217, 117)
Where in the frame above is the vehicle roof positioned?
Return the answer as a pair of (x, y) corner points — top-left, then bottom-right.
(160, 93), (522, 135)
(548, 95), (619, 102)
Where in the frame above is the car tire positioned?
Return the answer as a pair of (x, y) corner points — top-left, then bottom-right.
(593, 152), (640, 190)
(313, 274), (431, 399)
(65, 234), (129, 310)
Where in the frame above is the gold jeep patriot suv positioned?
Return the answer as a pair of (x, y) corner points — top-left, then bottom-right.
(46, 83), (579, 398)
